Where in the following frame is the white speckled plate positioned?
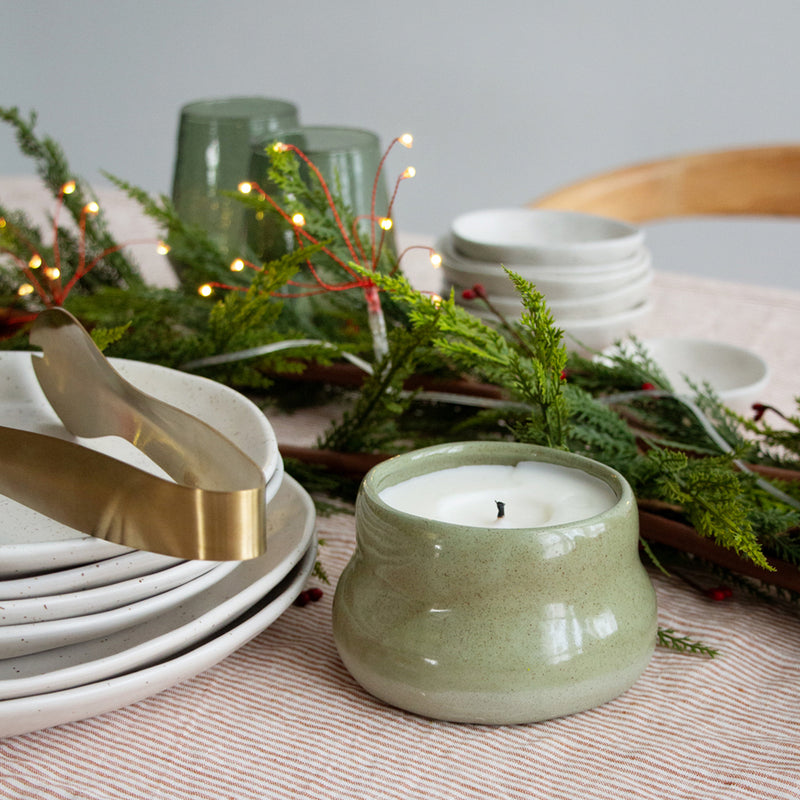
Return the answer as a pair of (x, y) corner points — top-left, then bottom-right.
(0, 560), (239, 657)
(0, 540), (316, 737)
(0, 475), (315, 702)
(0, 351), (281, 577)
(0, 558), (220, 623)
(0, 550), (184, 600)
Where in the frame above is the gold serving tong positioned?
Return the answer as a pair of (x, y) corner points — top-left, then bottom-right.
(0, 308), (268, 561)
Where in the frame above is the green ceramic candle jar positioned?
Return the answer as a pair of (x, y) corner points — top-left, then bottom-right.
(332, 441), (657, 724)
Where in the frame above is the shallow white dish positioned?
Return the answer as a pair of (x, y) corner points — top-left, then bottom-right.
(0, 560), (239, 657)
(438, 233), (650, 279)
(548, 268), (653, 320)
(0, 550), (184, 600)
(605, 338), (770, 412)
(456, 268), (652, 324)
(450, 208), (644, 265)
(465, 299), (652, 353)
(0, 558), (220, 624)
(442, 243), (652, 300)
(0, 475), (314, 701)
(0, 540), (316, 737)
(562, 301), (653, 352)
(0, 351), (280, 577)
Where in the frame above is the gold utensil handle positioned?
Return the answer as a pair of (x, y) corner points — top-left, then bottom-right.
(29, 308), (265, 492)
(0, 426), (266, 561)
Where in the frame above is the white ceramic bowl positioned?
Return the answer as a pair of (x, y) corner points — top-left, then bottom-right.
(457, 296), (652, 353)
(445, 260), (653, 302)
(450, 208), (645, 265)
(604, 338), (769, 412)
(547, 268), (652, 320)
(456, 272), (651, 323)
(438, 235), (651, 287)
(562, 301), (653, 352)
(447, 261), (652, 321)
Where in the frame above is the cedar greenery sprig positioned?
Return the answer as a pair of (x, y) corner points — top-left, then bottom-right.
(365, 268), (570, 450)
(657, 628), (719, 658)
(103, 172), (243, 295)
(635, 448), (771, 570)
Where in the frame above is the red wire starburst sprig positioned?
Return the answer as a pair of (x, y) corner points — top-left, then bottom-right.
(235, 135), (414, 295)
(195, 133), (441, 361)
(204, 133), (442, 296)
(0, 180), (166, 325)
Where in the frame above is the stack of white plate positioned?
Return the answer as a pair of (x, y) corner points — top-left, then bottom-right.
(0, 352), (316, 738)
(438, 208), (654, 350)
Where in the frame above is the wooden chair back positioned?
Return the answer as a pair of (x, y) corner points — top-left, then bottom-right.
(528, 145), (800, 223)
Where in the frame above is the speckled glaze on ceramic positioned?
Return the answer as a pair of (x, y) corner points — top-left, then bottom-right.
(332, 442), (657, 724)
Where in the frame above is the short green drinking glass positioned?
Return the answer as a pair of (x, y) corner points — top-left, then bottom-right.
(247, 125), (394, 263)
(170, 96), (299, 267)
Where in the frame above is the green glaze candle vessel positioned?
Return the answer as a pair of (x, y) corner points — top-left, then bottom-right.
(332, 442), (657, 724)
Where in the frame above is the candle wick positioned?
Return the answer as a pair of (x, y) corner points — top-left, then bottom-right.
(495, 500), (505, 519)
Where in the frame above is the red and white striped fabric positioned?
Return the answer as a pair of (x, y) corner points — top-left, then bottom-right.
(2, 509), (799, 800)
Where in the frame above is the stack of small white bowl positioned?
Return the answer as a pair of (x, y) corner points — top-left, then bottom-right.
(438, 208), (653, 351)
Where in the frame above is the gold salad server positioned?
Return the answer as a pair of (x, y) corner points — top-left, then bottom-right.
(0, 308), (268, 560)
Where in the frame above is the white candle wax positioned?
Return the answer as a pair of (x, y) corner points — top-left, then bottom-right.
(379, 461), (617, 528)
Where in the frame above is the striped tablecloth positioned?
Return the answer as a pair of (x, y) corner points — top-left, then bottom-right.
(2, 522), (799, 799)
(2, 179), (800, 798)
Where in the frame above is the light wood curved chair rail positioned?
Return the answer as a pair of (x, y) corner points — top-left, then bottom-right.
(528, 145), (800, 223)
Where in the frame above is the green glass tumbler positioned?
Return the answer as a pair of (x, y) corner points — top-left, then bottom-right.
(170, 97), (299, 266)
(247, 126), (394, 263)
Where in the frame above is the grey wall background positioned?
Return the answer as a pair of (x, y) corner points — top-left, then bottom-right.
(2, 0), (800, 288)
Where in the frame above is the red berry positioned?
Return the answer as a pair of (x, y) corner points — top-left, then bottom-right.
(706, 586), (732, 601)
(641, 382), (656, 391)
(752, 403), (767, 421)
(293, 587), (324, 607)
(472, 283), (488, 299)
(461, 288), (477, 300)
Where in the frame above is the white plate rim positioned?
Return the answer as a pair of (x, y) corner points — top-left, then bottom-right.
(0, 550), (185, 600)
(0, 560), (239, 656)
(437, 234), (650, 277)
(0, 541), (317, 738)
(0, 475), (314, 700)
(0, 558), (220, 623)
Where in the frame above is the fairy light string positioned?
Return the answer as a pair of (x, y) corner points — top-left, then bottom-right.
(223, 133), (427, 362)
(0, 180), (167, 318)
